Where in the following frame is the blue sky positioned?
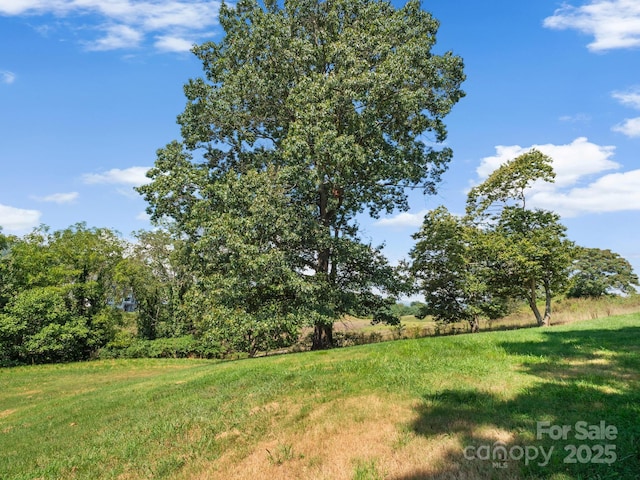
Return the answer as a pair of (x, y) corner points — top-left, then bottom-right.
(1, 0), (639, 276)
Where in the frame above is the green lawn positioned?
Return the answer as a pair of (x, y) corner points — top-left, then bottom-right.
(1, 314), (639, 479)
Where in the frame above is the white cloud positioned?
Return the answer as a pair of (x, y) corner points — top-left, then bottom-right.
(611, 88), (640, 137)
(1, 70), (16, 84)
(375, 210), (429, 228)
(86, 24), (143, 51)
(83, 166), (151, 186)
(612, 117), (640, 137)
(476, 137), (619, 187)
(531, 170), (640, 216)
(0, 204), (41, 232)
(474, 137), (640, 217)
(476, 144), (529, 180)
(0, 0), (36, 15)
(154, 35), (194, 53)
(559, 113), (591, 123)
(612, 87), (640, 109)
(136, 211), (150, 221)
(544, 0), (640, 52)
(0, 0), (221, 52)
(35, 192), (79, 204)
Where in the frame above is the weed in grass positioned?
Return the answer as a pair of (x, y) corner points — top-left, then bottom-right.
(153, 454), (186, 478)
(392, 424), (415, 451)
(306, 455), (322, 468)
(266, 443), (296, 465)
(352, 459), (385, 480)
(292, 402), (314, 425)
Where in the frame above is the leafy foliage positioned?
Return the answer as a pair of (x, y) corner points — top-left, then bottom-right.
(0, 224), (124, 365)
(409, 151), (573, 330)
(465, 151), (574, 326)
(410, 150), (573, 330)
(138, 0), (465, 350)
(115, 230), (193, 340)
(466, 149), (555, 219)
(389, 301), (427, 318)
(488, 208), (574, 325)
(409, 207), (510, 332)
(97, 334), (222, 360)
(0, 229), (11, 310)
(568, 247), (639, 298)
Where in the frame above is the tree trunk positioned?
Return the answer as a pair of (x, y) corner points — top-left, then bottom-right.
(311, 183), (334, 350)
(469, 316), (480, 333)
(312, 323), (333, 350)
(542, 280), (552, 327)
(527, 279), (545, 327)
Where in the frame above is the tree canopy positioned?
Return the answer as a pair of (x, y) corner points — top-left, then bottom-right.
(0, 224), (125, 365)
(568, 247), (639, 298)
(409, 206), (509, 333)
(138, 0), (465, 349)
(466, 149), (555, 221)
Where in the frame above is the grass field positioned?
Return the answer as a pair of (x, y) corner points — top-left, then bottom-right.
(1, 313), (639, 479)
(334, 294), (640, 344)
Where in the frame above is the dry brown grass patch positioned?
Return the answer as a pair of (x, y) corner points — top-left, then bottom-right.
(177, 394), (527, 480)
(0, 408), (16, 419)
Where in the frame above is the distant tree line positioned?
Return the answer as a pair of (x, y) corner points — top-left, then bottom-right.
(0, 181), (637, 366)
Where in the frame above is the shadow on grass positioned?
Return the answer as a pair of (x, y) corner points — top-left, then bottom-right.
(394, 327), (640, 480)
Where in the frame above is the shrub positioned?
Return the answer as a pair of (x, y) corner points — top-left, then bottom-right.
(0, 288), (122, 365)
(194, 306), (300, 357)
(0, 314), (25, 366)
(97, 335), (223, 360)
(88, 307), (122, 348)
(23, 319), (90, 363)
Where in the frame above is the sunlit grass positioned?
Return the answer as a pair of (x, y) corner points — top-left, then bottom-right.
(1, 314), (639, 479)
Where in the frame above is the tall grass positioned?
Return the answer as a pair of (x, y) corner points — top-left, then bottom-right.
(331, 295), (640, 346)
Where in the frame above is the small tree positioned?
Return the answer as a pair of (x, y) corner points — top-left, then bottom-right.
(466, 150), (574, 326)
(409, 207), (508, 333)
(490, 207), (573, 326)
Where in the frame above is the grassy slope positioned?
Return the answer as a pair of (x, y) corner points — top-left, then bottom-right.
(1, 314), (639, 480)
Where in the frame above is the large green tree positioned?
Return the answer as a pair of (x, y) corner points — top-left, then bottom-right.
(568, 247), (639, 298)
(466, 150), (574, 326)
(139, 0), (465, 349)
